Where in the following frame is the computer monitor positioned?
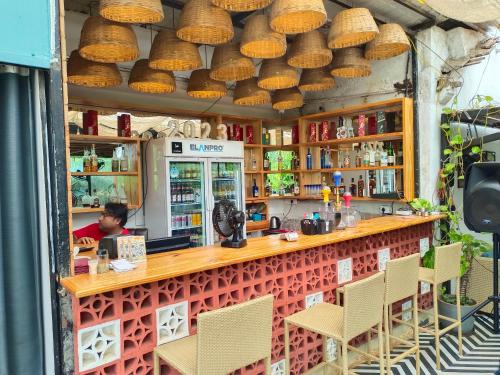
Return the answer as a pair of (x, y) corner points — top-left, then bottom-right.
(146, 235), (191, 255)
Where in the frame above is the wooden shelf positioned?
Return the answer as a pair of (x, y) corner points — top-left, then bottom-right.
(70, 134), (142, 144)
(71, 172), (139, 176)
(300, 166), (404, 173)
(245, 170), (264, 174)
(301, 132), (403, 147)
(262, 144), (300, 150)
(243, 144), (263, 148)
(264, 170), (300, 174)
(246, 197), (269, 203)
(72, 205), (140, 214)
(246, 220), (269, 232)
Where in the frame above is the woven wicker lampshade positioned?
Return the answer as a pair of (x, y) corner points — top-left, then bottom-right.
(149, 29), (202, 71)
(258, 57), (298, 90)
(330, 48), (371, 78)
(272, 87), (304, 110)
(128, 59), (176, 94)
(269, 0), (327, 34)
(99, 0), (164, 24)
(187, 69), (227, 99)
(328, 8), (379, 49)
(240, 14), (286, 59)
(79, 16), (139, 63)
(288, 30), (332, 69)
(233, 78), (271, 106)
(210, 43), (255, 82)
(365, 23), (410, 60)
(299, 68), (335, 92)
(67, 50), (122, 87)
(211, 0), (273, 11)
(177, 0), (234, 45)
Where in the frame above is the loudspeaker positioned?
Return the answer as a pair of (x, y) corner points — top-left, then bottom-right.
(464, 162), (500, 233)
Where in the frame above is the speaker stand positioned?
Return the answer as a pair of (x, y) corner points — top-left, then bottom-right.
(462, 233), (500, 333)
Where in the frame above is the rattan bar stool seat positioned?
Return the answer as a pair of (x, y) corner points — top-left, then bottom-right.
(285, 303), (344, 338)
(155, 335), (197, 374)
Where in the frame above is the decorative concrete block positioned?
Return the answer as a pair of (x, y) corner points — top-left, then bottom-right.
(378, 248), (391, 271)
(156, 301), (189, 345)
(271, 359), (286, 375)
(402, 300), (413, 322)
(338, 258), (353, 285)
(326, 338), (337, 362)
(421, 281), (431, 294)
(420, 237), (430, 258)
(305, 291), (324, 309)
(78, 319), (121, 372)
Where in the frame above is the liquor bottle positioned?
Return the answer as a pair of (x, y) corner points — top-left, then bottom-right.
(320, 149), (325, 169)
(262, 128), (267, 145)
(324, 147), (331, 169)
(306, 148), (312, 170)
(362, 143), (370, 167)
(358, 175), (365, 198)
(250, 149), (257, 171)
(263, 152), (270, 171)
(350, 178), (357, 196)
(343, 150), (351, 168)
(82, 189), (92, 207)
(118, 184), (128, 205)
(396, 143), (403, 165)
(279, 182), (286, 196)
(374, 143), (381, 166)
(111, 149), (119, 172)
(294, 176), (300, 196)
(369, 172), (376, 197)
(120, 147), (129, 172)
(109, 184), (119, 203)
(92, 189), (100, 208)
(265, 179), (271, 197)
(90, 144), (98, 172)
(252, 179), (259, 198)
(380, 143), (388, 167)
(277, 151), (283, 171)
(83, 149), (91, 172)
(387, 142), (395, 166)
(339, 178), (346, 195)
(355, 147), (362, 168)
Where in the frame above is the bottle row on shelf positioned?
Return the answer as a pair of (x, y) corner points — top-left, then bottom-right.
(76, 144), (135, 173)
(170, 164), (202, 179)
(171, 212), (203, 229)
(170, 183), (201, 204)
(74, 183), (128, 208)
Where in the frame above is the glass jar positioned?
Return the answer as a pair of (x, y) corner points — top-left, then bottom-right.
(97, 249), (109, 274)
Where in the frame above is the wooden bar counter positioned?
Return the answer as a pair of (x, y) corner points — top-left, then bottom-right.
(63, 215), (441, 375)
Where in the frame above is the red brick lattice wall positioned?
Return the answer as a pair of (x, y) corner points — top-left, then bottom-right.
(72, 223), (434, 375)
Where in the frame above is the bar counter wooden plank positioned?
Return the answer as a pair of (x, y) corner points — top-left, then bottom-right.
(60, 215), (443, 298)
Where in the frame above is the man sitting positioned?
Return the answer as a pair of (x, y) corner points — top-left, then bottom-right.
(73, 203), (129, 245)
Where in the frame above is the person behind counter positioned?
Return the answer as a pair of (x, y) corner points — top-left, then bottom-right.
(73, 203), (129, 245)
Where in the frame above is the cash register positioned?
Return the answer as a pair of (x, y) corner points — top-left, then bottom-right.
(146, 235), (191, 255)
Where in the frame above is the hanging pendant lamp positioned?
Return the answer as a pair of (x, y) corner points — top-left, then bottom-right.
(149, 29), (202, 71)
(233, 78), (271, 106)
(240, 14), (286, 59)
(177, 0), (234, 45)
(330, 48), (371, 78)
(128, 59), (176, 94)
(79, 16), (139, 63)
(365, 23), (410, 60)
(187, 69), (227, 99)
(99, 0), (164, 24)
(210, 43), (255, 82)
(67, 50), (122, 87)
(269, 0), (327, 34)
(288, 30), (332, 69)
(258, 57), (298, 90)
(210, 0), (273, 12)
(272, 87), (304, 110)
(299, 68), (335, 92)
(328, 8), (379, 49)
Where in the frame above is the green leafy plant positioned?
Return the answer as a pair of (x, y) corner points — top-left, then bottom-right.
(409, 198), (433, 212)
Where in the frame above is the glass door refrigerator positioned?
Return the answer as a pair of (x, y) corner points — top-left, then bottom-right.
(146, 138), (245, 247)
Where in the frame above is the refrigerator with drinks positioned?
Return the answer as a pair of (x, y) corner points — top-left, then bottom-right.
(145, 138), (245, 247)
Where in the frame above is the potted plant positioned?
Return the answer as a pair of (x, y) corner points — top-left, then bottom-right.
(409, 198), (433, 216)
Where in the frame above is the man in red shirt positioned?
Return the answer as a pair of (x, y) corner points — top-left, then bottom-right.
(73, 203), (130, 244)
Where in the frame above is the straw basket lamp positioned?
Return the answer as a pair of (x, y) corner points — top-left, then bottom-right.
(240, 14), (286, 59)
(187, 69), (227, 99)
(128, 59), (176, 94)
(299, 68), (335, 92)
(269, 0), (327, 34)
(99, 0), (164, 24)
(177, 0), (234, 45)
(79, 16), (139, 63)
(330, 47), (371, 78)
(233, 78), (271, 106)
(258, 57), (298, 90)
(210, 0), (273, 12)
(288, 30), (332, 69)
(365, 23), (410, 60)
(210, 43), (255, 82)
(67, 50), (122, 87)
(149, 29), (202, 71)
(272, 87), (304, 110)
(328, 8), (379, 49)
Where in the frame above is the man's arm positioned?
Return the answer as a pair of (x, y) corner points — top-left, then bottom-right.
(73, 224), (97, 245)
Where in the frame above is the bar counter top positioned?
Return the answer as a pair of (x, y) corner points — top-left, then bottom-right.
(60, 215), (442, 297)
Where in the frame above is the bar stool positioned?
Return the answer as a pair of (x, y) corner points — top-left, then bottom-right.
(153, 294), (274, 375)
(335, 254), (421, 375)
(418, 242), (463, 370)
(284, 272), (386, 375)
